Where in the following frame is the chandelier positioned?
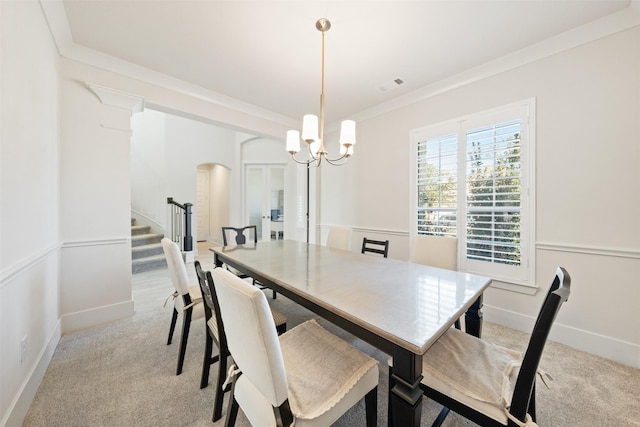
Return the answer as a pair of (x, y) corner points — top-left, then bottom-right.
(286, 18), (356, 166)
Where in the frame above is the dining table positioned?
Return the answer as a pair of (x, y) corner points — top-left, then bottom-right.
(210, 239), (492, 426)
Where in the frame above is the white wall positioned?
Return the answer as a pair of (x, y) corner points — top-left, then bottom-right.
(320, 26), (640, 367)
(0, 1), (61, 425)
(58, 60), (135, 332)
(131, 109), (166, 231)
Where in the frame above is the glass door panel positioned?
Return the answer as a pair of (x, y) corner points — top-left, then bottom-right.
(269, 167), (285, 240)
(245, 164), (286, 241)
(246, 166), (264, 236)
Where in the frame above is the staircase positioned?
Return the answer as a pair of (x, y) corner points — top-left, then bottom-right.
(131, 218), (167, 273)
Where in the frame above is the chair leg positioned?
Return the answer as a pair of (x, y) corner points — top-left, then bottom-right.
(387, 367), (393, 427)
(254, 278), (277, 299)
(433, 407), (450, 427)
(365, 387), (377, 427)
(276, 322), (287, 335)
(176, 307), (192, 375)
(167, 307), (178, 345)
(200, 332), (213, 389)
(223, 377), (239, 427)
(213, 351), (228, 421)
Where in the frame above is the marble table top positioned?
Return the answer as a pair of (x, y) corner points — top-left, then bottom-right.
(211, 240), (492, 354)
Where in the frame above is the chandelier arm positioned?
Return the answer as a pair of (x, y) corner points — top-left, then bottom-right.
(324, 154), (350, 166)
(290, 153), (318, 166)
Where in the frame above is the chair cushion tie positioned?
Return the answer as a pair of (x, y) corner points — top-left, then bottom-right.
(182, 296), (203, 311)
(537, 370), (553, 390)
(222, 363), (242, 390)
(163, 291), (179, 308)
(505, 410), (539, 427)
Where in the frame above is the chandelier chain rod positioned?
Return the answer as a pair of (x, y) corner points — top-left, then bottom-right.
(318, 28), (326, 156)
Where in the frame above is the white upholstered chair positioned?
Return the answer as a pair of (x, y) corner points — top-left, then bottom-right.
(326, 227), (352, 251)
(410, 234), (458, 269)
(194, 261), (287, 422)
(161, 237), (204, 375)
(211, 267), (379, 427)
(411, 234), (461, 330)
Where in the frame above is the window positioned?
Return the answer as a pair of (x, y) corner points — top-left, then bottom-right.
(412, 100), (535, 285)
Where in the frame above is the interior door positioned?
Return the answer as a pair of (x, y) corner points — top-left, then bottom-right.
(246, 164), (285, 241)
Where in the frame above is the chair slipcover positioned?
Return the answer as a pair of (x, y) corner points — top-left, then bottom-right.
(211, 267), (378, 427)
(161, 238), (204, 375)
(411, 234), (458, 270)
(422, 327), (523, 423)
(162, 238), (204, 318)
(326, 227), (351, 251)
(414, 266), (571, 427)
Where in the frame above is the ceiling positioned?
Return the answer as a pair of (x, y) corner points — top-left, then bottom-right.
(44, 1), (636, 128)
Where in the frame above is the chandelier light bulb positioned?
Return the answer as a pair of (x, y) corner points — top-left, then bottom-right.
(339, 120), (356, 146)
(286, 130), (301, 154)
(301, 115), (319, 143)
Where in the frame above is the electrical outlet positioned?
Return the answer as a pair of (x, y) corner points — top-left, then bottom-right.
(21, 336), (28, 363)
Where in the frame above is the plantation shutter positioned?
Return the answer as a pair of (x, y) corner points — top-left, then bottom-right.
(416, 134), (458, 236)
(465, 120), (522, 266)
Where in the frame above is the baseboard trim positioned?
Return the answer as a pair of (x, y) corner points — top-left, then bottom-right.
(1, 320), (61, 427)
(61, 299), (135, 333)
(483, 304), (639, 369)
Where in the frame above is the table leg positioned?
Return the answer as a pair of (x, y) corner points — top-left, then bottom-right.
(389, 347), (423, 427)
(464, 295), (484, 338)
(213, 253), (223, 268)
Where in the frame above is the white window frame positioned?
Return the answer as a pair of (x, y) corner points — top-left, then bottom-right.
(410, 99), (536, 289)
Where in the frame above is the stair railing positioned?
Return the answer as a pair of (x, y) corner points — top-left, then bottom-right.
(167, 197), (193, 252)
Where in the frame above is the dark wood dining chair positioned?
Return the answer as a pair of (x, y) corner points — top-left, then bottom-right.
(194, 261), (287, 422)
(391, 266), (571, 427)
(222, 225), (257, 246)
(221, 225), (276, 299)
(194, 261), (230, 421)
(361, 237), (390, 258)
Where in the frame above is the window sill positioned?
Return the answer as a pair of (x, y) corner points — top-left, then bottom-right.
(488, 279), (538, 295)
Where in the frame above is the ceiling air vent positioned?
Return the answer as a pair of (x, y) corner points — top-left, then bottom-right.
(377, 77), (405, 93)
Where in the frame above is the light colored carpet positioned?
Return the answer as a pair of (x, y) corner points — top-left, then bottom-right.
(23, 256), (640, 427)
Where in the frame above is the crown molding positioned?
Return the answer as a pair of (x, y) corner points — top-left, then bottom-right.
(87, 83), (145, 112)
(352, 5), (640, 123)
(39, 0), (297, 129)
(40, 1), (640, 128)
